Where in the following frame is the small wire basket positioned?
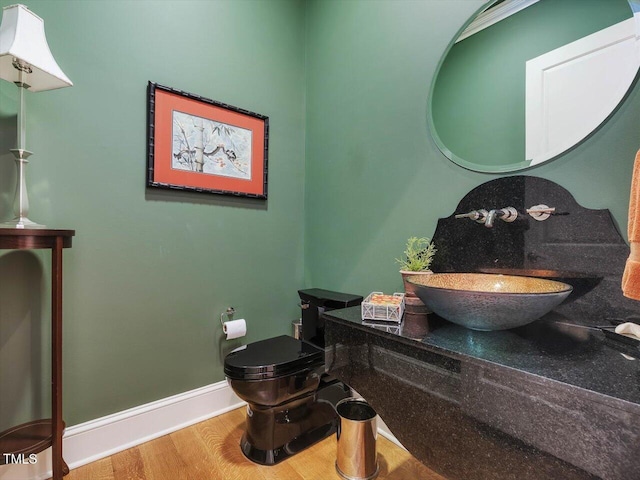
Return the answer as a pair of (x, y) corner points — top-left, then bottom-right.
(361, 292), (405, 323)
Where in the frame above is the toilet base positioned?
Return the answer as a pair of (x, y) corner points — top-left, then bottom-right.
(241, 412), (336, 465)
(241, 382), (350, 465)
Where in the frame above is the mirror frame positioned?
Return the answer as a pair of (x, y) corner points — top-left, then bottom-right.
(427, 0), (640, 173)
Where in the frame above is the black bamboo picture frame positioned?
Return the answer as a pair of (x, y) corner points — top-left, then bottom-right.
(147, 82), (269, 199)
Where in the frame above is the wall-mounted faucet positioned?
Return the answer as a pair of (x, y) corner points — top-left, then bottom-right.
(456, 207), (518, 228)
(456, 205), (556, 227)
(485, 207), (518, 228)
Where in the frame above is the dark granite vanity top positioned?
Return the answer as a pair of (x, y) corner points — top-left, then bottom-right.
(327, 306), (640, 410)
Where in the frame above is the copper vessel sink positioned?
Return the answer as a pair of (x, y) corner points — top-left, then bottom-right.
(407, 273), (572, 331)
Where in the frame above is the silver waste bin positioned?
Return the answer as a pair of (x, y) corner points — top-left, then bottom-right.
(335, 398), (379, 480)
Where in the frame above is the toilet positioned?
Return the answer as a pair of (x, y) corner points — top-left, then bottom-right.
(224, 289), (362, 465)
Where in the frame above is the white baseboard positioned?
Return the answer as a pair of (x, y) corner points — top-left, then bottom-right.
(377, 417), (406, 450)
(0, 380), (404, 480)
(0, 381), (245, 480)
(350, 388), (405, 451)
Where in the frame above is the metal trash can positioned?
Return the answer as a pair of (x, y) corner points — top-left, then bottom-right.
(335, 398), (379, 480)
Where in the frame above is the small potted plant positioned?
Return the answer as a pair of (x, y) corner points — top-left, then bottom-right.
(396, 236), (436, 297)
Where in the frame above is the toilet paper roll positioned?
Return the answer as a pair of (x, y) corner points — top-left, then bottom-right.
(223, 319), (247, 340)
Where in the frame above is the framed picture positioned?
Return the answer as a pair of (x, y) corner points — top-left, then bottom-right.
(147, 82), (269, 199)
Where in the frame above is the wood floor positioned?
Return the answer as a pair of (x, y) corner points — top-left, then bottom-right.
(64, 407), (445, 480)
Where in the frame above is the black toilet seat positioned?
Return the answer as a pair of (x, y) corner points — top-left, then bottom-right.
(224, 335), (324, 381)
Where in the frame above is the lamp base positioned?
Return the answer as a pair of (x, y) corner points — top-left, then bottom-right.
(0, 217), (46, 229)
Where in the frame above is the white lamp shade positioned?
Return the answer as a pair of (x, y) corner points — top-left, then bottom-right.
(0, 4), (72, 91)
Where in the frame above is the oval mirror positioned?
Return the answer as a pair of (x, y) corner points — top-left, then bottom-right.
(428, 0), (640, 172)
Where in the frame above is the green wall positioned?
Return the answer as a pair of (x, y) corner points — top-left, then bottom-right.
(304, 0), (640, 297)
(0, 0), (307, 427)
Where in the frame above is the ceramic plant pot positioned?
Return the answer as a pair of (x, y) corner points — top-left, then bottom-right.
(400, 270), (433, 297)
(404, 292), (432, 322)
(403, 309), (429, 338)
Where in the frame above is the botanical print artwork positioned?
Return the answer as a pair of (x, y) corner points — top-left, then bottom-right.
(172, 110), (252, 180)
(148, 82), (268, 198)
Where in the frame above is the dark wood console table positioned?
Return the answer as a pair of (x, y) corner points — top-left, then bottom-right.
(0, 229), (74, 480)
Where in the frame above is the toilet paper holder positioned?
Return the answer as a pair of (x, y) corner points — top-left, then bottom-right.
(220, 307), (235, 327)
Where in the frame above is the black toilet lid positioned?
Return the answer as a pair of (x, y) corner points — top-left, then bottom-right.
(224, 335), (324, 381)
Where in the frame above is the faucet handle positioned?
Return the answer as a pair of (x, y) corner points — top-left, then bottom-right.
(455, 209), (487, 224)
(527, 204), (555, 221)
(499, 207), (518, 223)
